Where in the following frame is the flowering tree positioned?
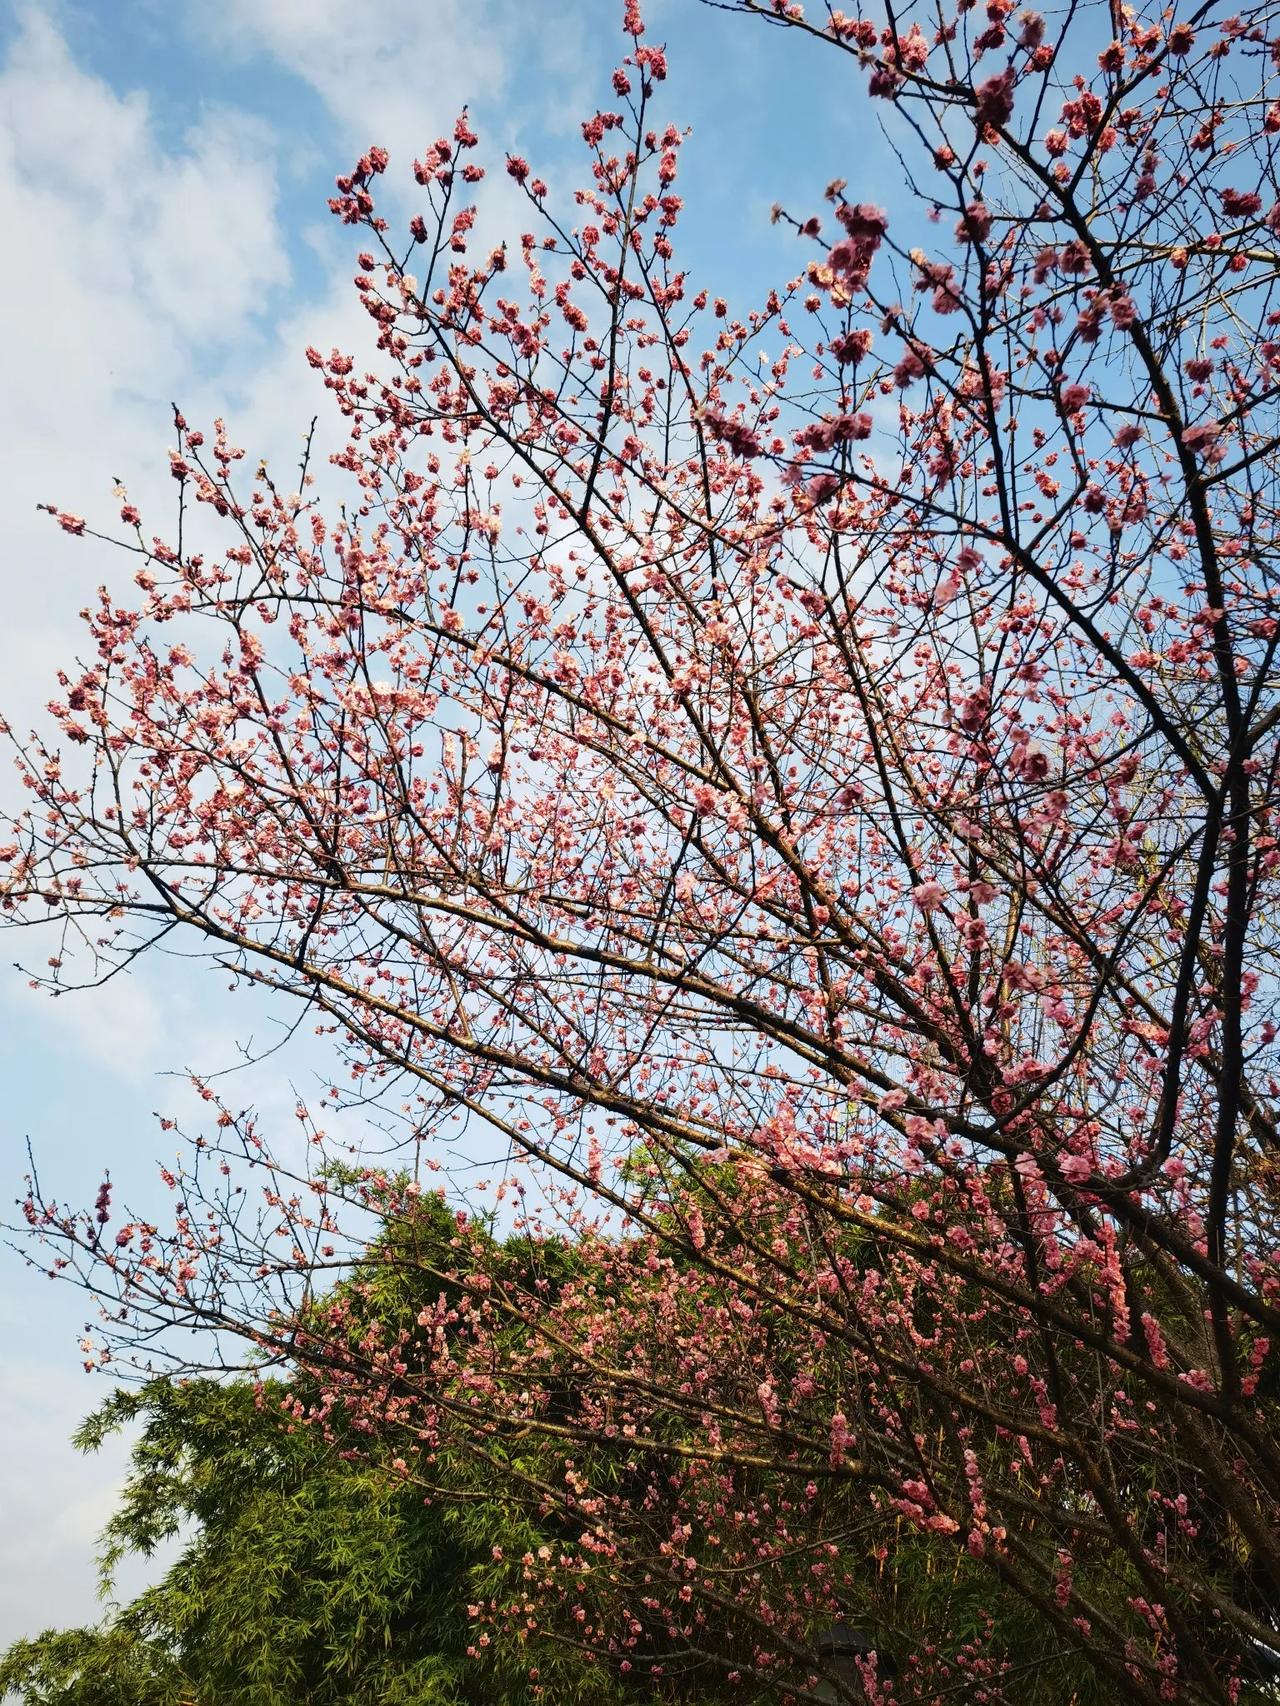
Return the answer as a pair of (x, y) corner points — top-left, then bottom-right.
(7, 0), (1280, 1698)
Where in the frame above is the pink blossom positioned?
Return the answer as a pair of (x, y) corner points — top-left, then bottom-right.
(957, 687), (990, 732)
(829, 328), (873, 365)
(1180, 421), (1225, 465)
(974, 67), (1016, 129)
(1220, 188), (1263, 218)
(1012, 742), (1051, 782)
(635, 44), (667, 80)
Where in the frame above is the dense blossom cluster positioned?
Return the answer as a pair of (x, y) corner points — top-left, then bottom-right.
(7, 0), (1280, 1700)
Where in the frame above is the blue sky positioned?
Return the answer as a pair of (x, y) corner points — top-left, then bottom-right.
(0, 0), (894, 1644)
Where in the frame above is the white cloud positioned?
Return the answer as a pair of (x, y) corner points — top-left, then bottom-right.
(204, 0), (595, 251)
(0, 8), (286, 354)
(4, 973), (173, 1086)
(211, 0), (511, 169)
(0, 6), (289, 733)
(0, 1357), (175, 1646)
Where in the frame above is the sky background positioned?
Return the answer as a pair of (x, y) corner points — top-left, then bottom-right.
(0, 0), (893, 1646)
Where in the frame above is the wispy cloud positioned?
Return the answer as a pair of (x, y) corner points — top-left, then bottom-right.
(0, 7), (290, 731)
(211, 0), (510, 168)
